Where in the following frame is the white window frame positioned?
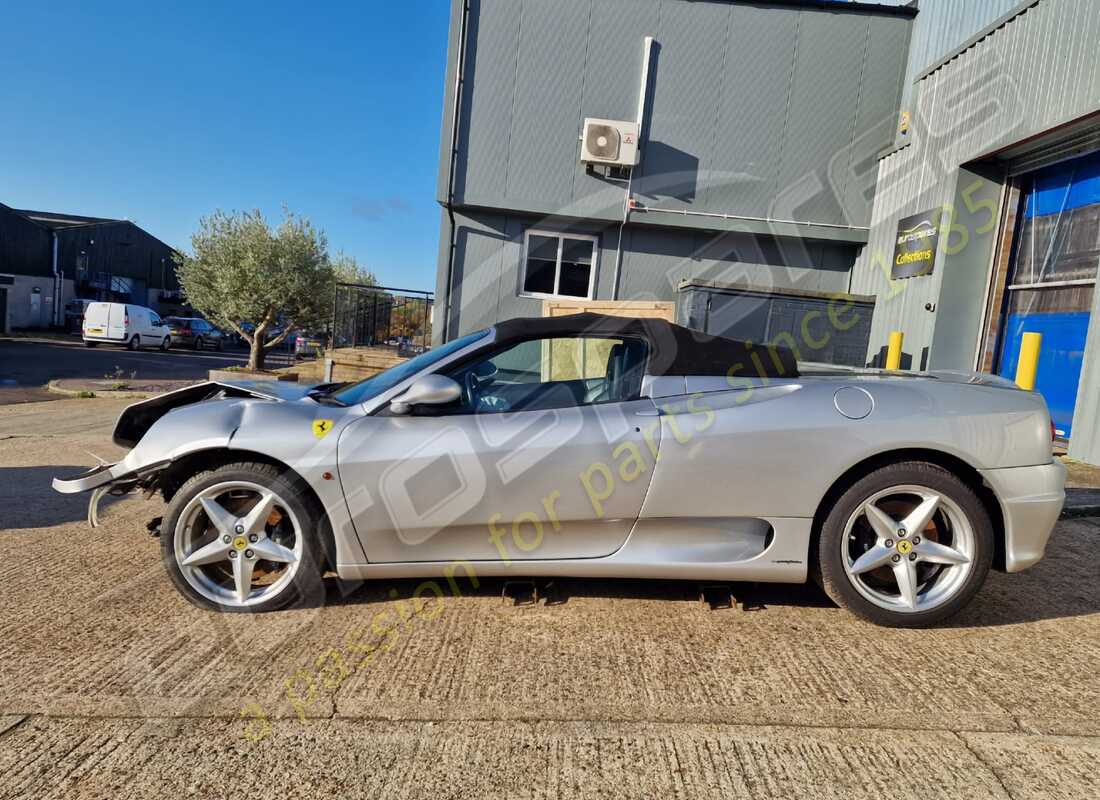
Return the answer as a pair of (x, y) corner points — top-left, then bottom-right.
(519, 229), (598, 301)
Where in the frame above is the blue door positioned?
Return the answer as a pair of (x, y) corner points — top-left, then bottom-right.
(997, 151), (1100, 439)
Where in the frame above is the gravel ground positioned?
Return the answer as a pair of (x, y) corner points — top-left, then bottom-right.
(1, 398), (1099, 798)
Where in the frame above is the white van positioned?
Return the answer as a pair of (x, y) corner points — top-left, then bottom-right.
(82, 302), (172, 350)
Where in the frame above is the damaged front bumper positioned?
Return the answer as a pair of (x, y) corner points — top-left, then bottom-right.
(52, 460), (168, 527)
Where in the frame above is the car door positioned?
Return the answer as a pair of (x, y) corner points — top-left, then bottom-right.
(337, 334), (662, 563)
(147, 310), (164, 341)
(130, 307), (147, 343)
(107, 304), (127, 341)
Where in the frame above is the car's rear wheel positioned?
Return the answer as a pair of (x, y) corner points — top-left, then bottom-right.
(161, 336), (171, 351)
(817, 461), (993, 627)
(161, 462), (326, 613)
(128, 335), (140, 350)
(194, 336), (204, 351)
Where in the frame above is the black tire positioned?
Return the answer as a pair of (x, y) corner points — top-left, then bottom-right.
(84, 341), (97, 348)
(128, 335), (140, 351)
(161, 336), (171, 351)
(194, 336), (204, 351)
(160, 461), (326, 613)
(816, 461), (993, 628)
(215, 338), (224, 352)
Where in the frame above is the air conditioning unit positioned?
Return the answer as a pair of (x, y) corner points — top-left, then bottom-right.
(580, 118), (640, 167)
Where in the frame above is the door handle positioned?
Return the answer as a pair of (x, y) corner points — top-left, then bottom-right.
(634, 407), (661, 417)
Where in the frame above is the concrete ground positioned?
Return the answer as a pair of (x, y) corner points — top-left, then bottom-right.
(2, 398), (1099, 798)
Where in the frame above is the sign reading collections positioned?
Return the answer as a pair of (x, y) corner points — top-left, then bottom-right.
(891, 209), (942, 279)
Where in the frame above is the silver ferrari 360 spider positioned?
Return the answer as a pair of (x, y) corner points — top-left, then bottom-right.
(54, 313), (1065, 626)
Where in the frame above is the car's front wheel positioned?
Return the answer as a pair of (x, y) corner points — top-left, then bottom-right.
(817, 461), (993, 628)
(161, 462), (326, 612)
(128, 335), (140, 350)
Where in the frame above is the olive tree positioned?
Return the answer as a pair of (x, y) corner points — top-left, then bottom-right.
(331, 251), (377, 287)
(176, 209), (334, 371)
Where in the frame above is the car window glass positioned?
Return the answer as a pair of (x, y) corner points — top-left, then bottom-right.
(332, 329), (490, 406)
(444, 335), (647, 414)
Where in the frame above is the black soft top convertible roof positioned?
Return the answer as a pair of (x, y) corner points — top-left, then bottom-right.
(492, 313), (798, 379)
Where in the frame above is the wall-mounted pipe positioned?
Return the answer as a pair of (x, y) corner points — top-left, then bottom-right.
(441, 0), (470, 344)
(630, 202), (871, 232)
(636, 36), (653, 132)
(51, 231), (61, 326)
(611, 35), (655, 301)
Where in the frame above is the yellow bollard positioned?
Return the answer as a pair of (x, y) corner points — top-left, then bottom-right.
(1015, 332), (1042, 391)
(885, 331), (904, 370)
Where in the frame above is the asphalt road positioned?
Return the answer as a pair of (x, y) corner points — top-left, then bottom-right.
(0, 397), (1098, 798)
(0, 338), (249, 404)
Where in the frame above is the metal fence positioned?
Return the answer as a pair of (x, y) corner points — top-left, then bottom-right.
(331, 284), (434, 353)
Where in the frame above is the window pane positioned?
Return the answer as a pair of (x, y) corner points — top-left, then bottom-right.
(524, 258), (556, 294)
(447, 336), (645, 413)
(524, 235), (558, 295)
(492, 339), (543, 383)
(561, 238), (593, 264)
(558, 260), (591, 298)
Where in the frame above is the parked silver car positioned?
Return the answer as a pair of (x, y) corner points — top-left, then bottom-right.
(53, 313), (1064, 626)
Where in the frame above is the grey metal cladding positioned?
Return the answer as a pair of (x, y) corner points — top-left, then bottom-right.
(852, 0), (1100, 369)
(908, 0), (1032, 82)
(775, 12), (869, 226)
(451, 213), (509, 335)
(704, 5), (800, 217)
(571, 0), (662, 219)
(630, 1), (731, 212)
(454, 0), (523, 205)
(448, 0), (913, 232)
(618, 226), (699, 300)
(837, 15), (912, 226)
(436, 0), (466, 204)
(506, 0), (590, 206)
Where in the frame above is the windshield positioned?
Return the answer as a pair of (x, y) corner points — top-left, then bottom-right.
(330, 329), (491, 405)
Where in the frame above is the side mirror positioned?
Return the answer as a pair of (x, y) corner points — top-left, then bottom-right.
(390, 374), (462, 415)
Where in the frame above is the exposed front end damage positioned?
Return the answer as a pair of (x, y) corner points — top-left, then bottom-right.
(52, 380), (304, 527)
(53, 459), (170, 527)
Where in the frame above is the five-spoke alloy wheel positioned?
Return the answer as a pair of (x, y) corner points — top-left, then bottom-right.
(817, 461), (993, 627)
(161, 462), (325, 612)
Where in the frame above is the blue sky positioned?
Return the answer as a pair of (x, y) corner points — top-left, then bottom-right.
(0, 0), (450, 289)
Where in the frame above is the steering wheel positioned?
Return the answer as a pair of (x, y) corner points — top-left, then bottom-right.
(463, 370), (481, 408)
(463, 361), (502, 411)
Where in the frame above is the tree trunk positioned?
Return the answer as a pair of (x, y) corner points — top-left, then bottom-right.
(248, 340), (265, 372)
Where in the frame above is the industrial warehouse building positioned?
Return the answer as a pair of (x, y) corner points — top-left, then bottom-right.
(0, 203), (181, 332)
(434, 0), (1100, 464)
(852, 0), (1100, 465)
(434, 0), (916, 364)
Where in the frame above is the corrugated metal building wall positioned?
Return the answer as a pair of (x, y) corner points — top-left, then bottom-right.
(851, 0), (1100, 460)
(0, 204), (181, 329)
(437, 0), (915, 342)
(442, 0), (911, 232)
(877, 0), (1027, 121)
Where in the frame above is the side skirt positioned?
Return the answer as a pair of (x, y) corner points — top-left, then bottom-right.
(337, 517), (811, 584)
